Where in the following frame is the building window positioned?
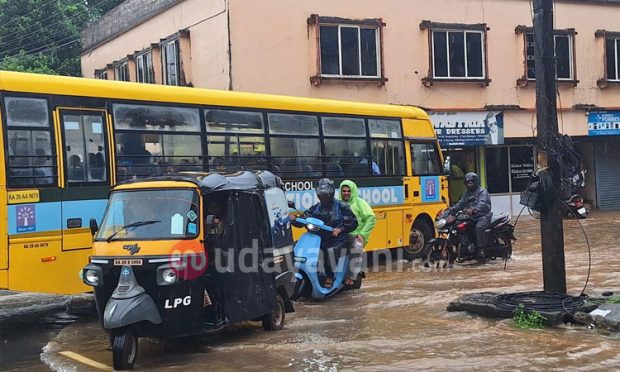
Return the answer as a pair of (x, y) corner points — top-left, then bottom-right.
(161, 39), (180, 86)
(420, 21), (489, 86)
(320, 25), (379, 78)
(95, 69), (108, 80)
(526, 32), (574, 80)
(606, 37), (620, 82)
(309, 14), (386, 86)
(136, 51), (155, 84)
(114, 61), (129, 81)
(516, 26), (577, 86)
(432, 30), (484, 79)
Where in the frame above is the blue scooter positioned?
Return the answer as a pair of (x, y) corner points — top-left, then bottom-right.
(292, 216), (363, 299)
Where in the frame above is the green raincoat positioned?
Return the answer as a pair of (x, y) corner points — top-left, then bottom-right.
(338, 180), (376, 245)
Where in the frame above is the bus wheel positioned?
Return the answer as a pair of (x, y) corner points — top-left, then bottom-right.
(262, 293), (285, 331)
(112, 327), (138, 370)
(403, 221), (433, 261)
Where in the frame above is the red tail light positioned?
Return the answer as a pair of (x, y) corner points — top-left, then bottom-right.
(456, 222), (469, 233)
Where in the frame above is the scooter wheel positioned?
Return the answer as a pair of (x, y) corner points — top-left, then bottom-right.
(348, 273), (363, 290)
(112, 328), (138, 370)
(262, 294), (285, 331)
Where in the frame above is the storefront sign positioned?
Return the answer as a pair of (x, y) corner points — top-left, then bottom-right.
(430, 111), (504, 146)
(588, 111), (620, 136)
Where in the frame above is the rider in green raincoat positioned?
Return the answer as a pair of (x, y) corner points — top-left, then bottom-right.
(339, 180), (376, 285)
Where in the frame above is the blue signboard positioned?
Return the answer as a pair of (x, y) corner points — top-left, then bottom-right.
(431, 111), (504, 147)
(588, 111), (620, 136)
(420, 176), (440, 202)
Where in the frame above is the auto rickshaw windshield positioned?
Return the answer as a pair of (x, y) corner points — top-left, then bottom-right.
(96, 189), (201, 241)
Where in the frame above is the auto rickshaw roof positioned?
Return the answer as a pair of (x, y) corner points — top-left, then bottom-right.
(113, 170), (282, 194)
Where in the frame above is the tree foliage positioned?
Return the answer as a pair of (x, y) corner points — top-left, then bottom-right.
(0, 0), (125, 76)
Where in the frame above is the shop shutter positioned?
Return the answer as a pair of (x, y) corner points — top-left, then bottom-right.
(595, 144), (620, 210)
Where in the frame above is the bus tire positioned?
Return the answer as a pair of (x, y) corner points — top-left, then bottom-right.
(262, 293), (285, 331)
(403, 221), (433, 261)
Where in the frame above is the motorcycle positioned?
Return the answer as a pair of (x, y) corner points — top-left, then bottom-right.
(563, 194), (587, 219)
(291, 215), (363, 299)
(422, 210), (516, 266)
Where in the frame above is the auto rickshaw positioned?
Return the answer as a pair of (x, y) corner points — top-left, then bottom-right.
(82, 171), (296, 370)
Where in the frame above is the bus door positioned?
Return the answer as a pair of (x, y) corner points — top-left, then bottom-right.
(57, 109), (112, 251)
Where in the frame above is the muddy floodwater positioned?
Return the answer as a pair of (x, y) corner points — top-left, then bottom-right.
(42, 213), (620, 370)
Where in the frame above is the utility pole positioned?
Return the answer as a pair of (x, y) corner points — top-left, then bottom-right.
(533, 0), (566, 293)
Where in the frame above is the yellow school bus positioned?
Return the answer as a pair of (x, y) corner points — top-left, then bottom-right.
(0, 71), (448, 294)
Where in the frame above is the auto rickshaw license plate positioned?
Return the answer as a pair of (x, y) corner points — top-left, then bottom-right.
(113, 259), (143, 266)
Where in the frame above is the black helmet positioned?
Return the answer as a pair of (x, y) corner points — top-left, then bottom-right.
(464, 172), (479, 192)
(316, 178), (335, 205)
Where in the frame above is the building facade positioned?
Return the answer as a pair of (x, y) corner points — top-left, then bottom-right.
(81, 0), (620, 214)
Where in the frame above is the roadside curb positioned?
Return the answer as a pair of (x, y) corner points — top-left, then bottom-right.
(0, 291), (96, 326)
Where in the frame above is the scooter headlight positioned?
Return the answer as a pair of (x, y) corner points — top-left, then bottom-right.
(161, 268), (177, 284)
(435, 219), (447, 228)
(84, 269), (99, 286)
(306, 223), (320, 232)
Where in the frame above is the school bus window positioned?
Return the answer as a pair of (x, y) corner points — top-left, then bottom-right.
(205, 109), (264, 133)
(112, 104), (200, 132)
(116, 133), (202, 180)
(267, 113), (319, 135)
(369, 119), (402, 138)
(324, 138), (369, 177)
(63, 114), (107, 183)
(270, 137), (321, 178)
(206, 135), (266, 172)
(321, 116), (366, 137)
(371, 139), (404, 176)
(5, 97), (49, 127)
(411, 142), (442, 175)
(5, 97), (56, 187)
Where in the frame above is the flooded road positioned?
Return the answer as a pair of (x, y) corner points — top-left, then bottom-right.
(42, 212), (620, 370)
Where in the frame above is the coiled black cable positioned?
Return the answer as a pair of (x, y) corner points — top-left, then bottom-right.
(494, 291), (586, 314)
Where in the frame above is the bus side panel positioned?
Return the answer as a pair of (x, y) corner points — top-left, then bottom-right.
(386, 210), (404, 248)
(8, 236), (89, 294)
(402, 118), (436, 138)
(364, 209), (387, 252)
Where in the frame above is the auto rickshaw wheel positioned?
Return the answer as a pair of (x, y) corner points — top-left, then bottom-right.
(262, 294), (285, 331)
(112, 328), (138, 370)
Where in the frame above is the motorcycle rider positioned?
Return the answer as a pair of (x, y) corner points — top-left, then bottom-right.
(447, 172), (492, 258)
(291, 178), (358, 288)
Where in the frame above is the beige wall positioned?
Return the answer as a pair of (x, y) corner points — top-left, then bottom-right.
(81, 0), (230, 90)
(82, 0), (620, 138)
(225, 0), (619, 137)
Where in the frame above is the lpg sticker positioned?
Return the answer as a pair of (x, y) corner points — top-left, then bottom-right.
(165, 295), (192, 309)
(16, 205), (36, 232)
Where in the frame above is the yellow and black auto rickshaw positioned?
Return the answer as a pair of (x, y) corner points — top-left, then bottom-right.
(82, 171), (296, 370)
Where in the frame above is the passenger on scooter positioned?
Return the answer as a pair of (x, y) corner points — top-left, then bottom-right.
(447, 172), (492, 258)
(291, 178), (358, 288)
(339, 180), (376, 286)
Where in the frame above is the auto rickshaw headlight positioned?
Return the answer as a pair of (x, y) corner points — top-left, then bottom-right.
(84, 269), (100, 286)
(162, 268), (177, 284)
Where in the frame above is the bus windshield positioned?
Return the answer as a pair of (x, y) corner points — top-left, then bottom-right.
(96, 189), (200, 241)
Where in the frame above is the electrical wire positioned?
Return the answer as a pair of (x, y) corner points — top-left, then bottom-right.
(560, 199), (592, 296)
(494, 291), (586, 314)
